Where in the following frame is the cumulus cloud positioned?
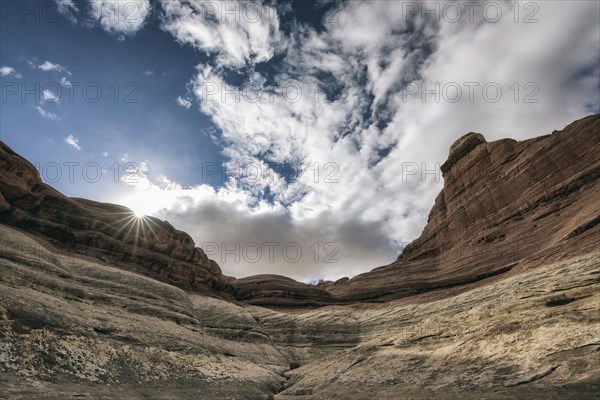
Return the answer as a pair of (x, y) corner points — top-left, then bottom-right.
(38, 61), (72, 75)
(176, 96), (192, 109)
(42, 89), (60, 103)
(116, 166), (396, 281)
(64, 134), (81, 150)
(90, 0), (151, 37)
(36, 106), (60, 121)
(0, 66), (22, 78)
(60, 77), (72, 87)
(55, 0), (78, 22)
(159, 0), (284, 67)
(55, 0), (77, 9)
(116, 0), (599, 281)
(160, 194), (397, 281)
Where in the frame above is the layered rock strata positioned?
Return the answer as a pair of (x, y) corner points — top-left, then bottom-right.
(1, 115), (598, 306)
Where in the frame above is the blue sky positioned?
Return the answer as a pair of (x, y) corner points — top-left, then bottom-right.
(1, 0), (599, 281)
(1, 1), (223, 196)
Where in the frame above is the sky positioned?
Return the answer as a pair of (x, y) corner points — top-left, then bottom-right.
(1, 0), (598, 283)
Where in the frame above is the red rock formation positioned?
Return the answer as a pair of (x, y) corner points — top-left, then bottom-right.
(328, 114), (600, 302)
(1, 114), (598, 306)
(234, 274), (334, 307)
(207, 114), (599, 307)
(0, 141), (234, 296)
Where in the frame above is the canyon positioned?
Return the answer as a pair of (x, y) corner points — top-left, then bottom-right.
(0, 114), (599, 399)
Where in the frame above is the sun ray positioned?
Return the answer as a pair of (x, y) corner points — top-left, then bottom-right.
(109, 213), (140, 241)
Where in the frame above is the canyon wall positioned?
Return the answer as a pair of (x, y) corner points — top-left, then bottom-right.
(1, 114), (598, 306)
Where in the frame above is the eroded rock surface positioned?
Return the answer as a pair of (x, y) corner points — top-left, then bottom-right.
(0, 141), (233, 296)
(1, 115), (598, 306)
(327, 114), (600, 303)
(0, 224), (598, 399)
(0, 115), (599, 398)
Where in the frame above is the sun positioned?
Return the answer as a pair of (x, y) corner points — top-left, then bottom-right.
(128, 204), (148, 218)
(121, 193), (166, 219)
(133, 209), (146, 218)
(124, 198), (153, 218)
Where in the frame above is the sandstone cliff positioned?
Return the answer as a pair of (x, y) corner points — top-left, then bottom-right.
(0, 141), (234, 296)
(240, 114), (600, 306)
(1, 114), (598, 306)
(1, 115), (599, 399)
(326, 114), (599, 303)
(1, 223), (598, 399)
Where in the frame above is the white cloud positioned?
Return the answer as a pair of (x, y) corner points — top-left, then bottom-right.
(64, 134), (81, 150)
(55, 0), (76, 10)
(115, 166), (396, 281)
(90, 0), (151, 37)
(159, 0), (284, 68)
(36, 106), (60, 121)
(55, 0), (77, 9)
(143, 70), (154, 76)
(60, 76), (72, 87)
(38, 61), (72, 75)
(0, 66), (22, 78)
(176, 96), (192, 109)
(102, 151), (109, 157)
(114, 0), (599, 281)
(42, 89), (60, 103)
(55, 0), (78, 22)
